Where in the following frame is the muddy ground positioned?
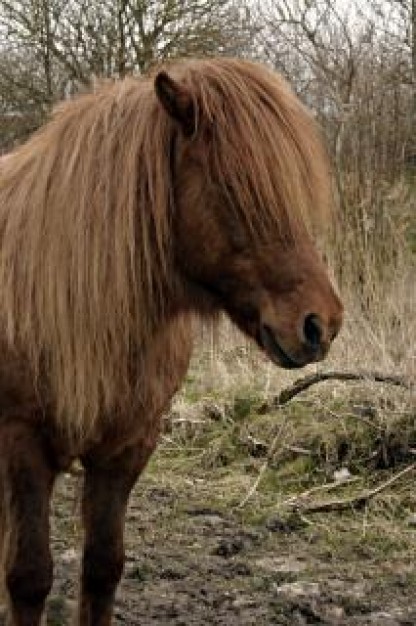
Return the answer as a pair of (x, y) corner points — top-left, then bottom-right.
(2, 389), (416, 625)
(44, 468), (416, 625)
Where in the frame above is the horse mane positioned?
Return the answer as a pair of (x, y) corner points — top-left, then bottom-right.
(173, 59), (331, 241)
(0, 58), (330, 439)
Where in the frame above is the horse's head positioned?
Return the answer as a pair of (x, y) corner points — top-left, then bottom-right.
(155, 61), (343, 369)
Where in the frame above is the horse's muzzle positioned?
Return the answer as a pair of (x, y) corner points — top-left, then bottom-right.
(259, 324), (305, 369)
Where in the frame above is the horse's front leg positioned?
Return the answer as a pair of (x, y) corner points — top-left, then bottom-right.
(79, 440), (156, 626)
(0, 420), (56, 626)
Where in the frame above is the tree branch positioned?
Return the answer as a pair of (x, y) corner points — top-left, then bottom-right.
(259, 370), (412, 413)
(289, 462), (416, 513)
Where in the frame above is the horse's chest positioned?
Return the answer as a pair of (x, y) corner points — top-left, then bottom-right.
(141, 319), (194, 415)
(89, 316), (194, 456)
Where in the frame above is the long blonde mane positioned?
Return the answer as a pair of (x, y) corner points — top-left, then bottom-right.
(0, 58), (330, 438)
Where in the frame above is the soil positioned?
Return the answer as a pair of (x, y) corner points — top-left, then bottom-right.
(2, 466), (414, 626)
(2, 385), (416, 626)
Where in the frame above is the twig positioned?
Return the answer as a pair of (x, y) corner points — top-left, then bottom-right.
(237, 458), (270, 509)
(281, 475), (361, 508)
(170, 418), (207, 425)
(237, 418), (287, 508)
(284, 444), (311, 456)
(326, 407), (377, 430)
(259, 370), (411, 413)
(291, 463), (416, 514)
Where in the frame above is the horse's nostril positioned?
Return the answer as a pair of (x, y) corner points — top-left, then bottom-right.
(303, 314), (322, 349)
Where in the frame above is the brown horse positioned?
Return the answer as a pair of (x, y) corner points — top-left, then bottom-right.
(0, 58), (343, 625)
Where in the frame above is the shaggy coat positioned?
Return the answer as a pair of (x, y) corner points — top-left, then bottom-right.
(0, 59), (332, 446)
(0, 58), (343, 626)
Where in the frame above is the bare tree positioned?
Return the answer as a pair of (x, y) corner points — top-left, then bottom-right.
(0, 0), (256, 148)
(256, 1), (415, 294)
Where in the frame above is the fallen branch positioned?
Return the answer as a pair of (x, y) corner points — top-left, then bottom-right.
(290, 462), (416, 514)
(259, 370), (411, 413)
(237, 419), (288, 509)
(281, 475), (361, 508)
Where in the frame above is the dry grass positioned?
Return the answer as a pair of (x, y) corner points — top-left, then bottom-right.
(159, 178), (416, 543)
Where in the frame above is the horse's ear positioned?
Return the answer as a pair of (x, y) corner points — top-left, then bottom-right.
(155, 71), (196, 137)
